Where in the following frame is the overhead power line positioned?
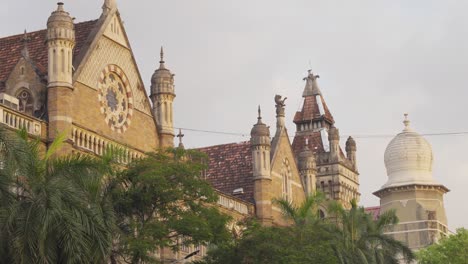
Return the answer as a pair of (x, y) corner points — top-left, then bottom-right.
(175, 127), (468, 139)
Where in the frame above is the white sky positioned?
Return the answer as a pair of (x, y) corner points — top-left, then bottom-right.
(1, 0), (467, 230)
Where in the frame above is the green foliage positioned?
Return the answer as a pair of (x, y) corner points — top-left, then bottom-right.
(417, 228), (468, 264)
(110, 148), (231, 263)
(199, 196), (415, 264)
(0, 128), (115, 264)
(328, 199), (414, 264)
(198, 193), (338, 264)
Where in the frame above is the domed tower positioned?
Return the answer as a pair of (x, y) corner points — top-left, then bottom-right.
(250, 106), (272, 225)
(46, 2), (75, 151)
(150, 47), (175, 148)
(374, 114), (450, 250)
(298, 141), (317, 195)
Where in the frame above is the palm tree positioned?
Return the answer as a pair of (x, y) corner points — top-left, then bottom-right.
(0, 128), (115, 264)
(274, 191), (326, 227)
(328, 199), (414, 264)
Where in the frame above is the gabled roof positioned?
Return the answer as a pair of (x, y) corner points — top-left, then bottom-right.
(197, 142), (254, 203)
(0, 20), (98, 84)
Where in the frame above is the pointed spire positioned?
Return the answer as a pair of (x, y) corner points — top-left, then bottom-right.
(158, 46), (166, 69)
(21, 30), (30, 58)
(177, 129), (185, 149)
(257, 105), (263, 123)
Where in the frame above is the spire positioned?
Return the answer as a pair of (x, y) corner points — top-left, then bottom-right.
(21, 30), (30, 58)
(258, 105), (262, 120)
(302, 70), (322, 97)
(159, 46), (166, 69)
(177, 129), (185, 149)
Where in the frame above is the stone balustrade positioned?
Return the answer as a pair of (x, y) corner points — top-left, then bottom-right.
(0, 105), (42, 136)
(217, 193), (250, 215)
(71, 126), (144, 163)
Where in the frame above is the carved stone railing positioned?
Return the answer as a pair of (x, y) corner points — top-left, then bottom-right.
(0, 105), (43, 136)
(217, 192), (250, 215)
(71, 126), (144, 164)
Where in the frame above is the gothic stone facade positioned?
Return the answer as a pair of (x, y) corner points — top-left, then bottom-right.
(0, 1), (360, 262)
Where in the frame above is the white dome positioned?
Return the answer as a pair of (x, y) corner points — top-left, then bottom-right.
(383, 115), (438, 188)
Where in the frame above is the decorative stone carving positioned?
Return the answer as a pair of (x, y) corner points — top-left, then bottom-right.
(76, 36), (152, 115)
(97, 64), (133, 133)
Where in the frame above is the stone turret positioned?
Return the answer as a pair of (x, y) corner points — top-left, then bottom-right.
(46, 2), (75, 88)
(345, 136), (357, 170)
(298, 141), (317, 195)
(250, 106), (272, 225)
(46, 2), (75, 152)
(328, 126), (340, 162)
(150, 47), (175, 148)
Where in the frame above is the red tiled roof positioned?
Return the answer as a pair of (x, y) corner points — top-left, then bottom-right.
(292, 131), (325, 155)
(197, 142), (254, 203)
(365, 206), (381, 221)
(293, 94), (334, 124)
(0, 20), (98, 83)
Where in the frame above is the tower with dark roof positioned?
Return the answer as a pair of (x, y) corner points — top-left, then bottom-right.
(292, 70), (360, 209)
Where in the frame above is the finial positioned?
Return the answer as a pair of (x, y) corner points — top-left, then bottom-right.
(177, 128), (185, 149)
(103, 0), (117, 12)
(57, 2), (64, 11)
(258, 105), (262, 120)
(160, 46), (165, 63)
(21, 30), (30, 58)
(403, 113), (411, 131)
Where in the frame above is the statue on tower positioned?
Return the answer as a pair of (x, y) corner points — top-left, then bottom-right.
(274, 94), (287, 116)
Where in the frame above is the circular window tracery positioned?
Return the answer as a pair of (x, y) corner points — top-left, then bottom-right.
(97, 65), (133, 133)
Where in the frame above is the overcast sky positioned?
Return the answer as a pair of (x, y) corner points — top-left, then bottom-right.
(1, 0), (467, 230)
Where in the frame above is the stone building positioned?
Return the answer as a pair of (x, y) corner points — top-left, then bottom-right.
(0, 1), (360, 262)
(291, 70), (360, 210)
(373, 115), (450, 250)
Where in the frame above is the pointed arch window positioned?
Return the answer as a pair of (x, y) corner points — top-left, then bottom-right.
(16, 89), (33, 115)
(281, 159), (292, 202)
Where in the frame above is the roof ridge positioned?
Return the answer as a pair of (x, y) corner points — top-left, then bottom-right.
(196, 141), (250, 150)
(0, 19), (98, 40)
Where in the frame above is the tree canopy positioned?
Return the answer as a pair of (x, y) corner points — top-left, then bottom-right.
(0, 128), (231, 264)
(199, 197), (415, 264)
(110, 148), (231, 263)
(417, 228), (468, 264)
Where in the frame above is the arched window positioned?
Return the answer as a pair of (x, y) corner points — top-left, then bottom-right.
(281, 159), (292, 201)
(16, 89), (33, 115)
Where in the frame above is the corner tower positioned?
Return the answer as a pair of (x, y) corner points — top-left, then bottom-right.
(291, 70), (359, 208)
(46, 2), (75, 152)
(374, 114), (450, 250)
(250, 107), (272, 225)
(150, 47), (175, 148)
